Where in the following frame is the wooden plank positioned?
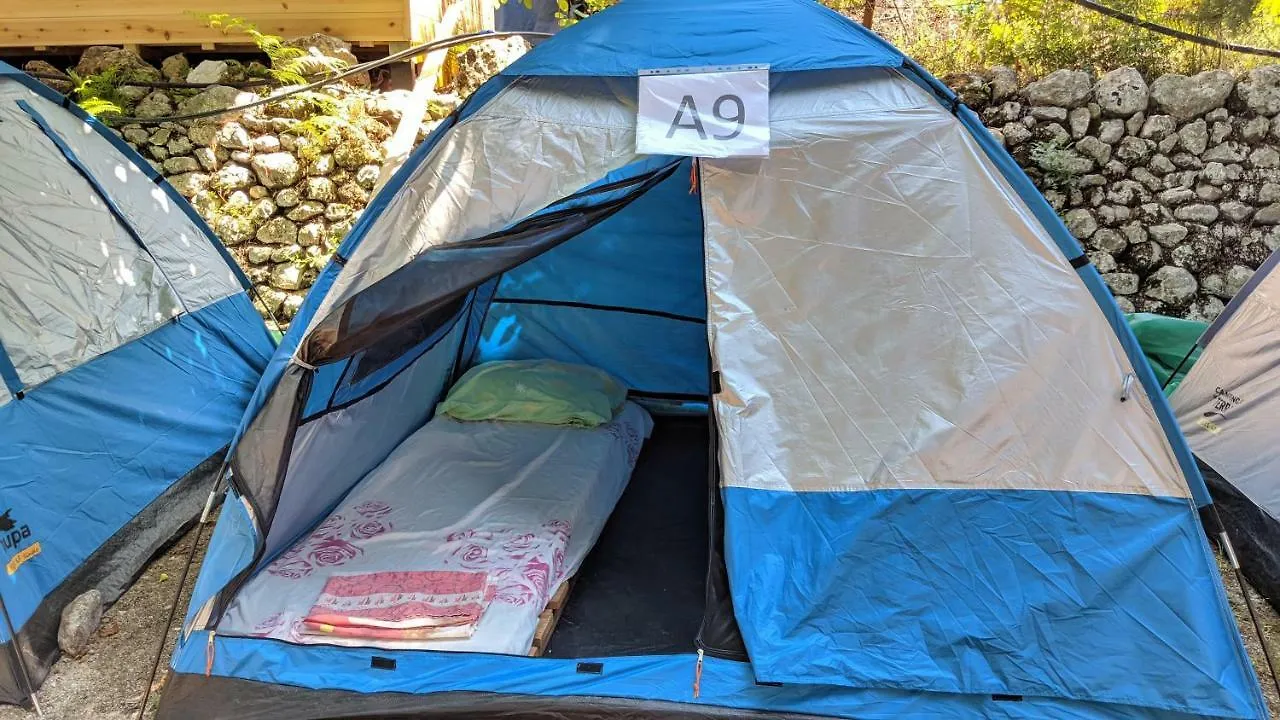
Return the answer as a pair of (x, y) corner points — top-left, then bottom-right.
(526, 577), (574, 658)
(1, 0), (402, 20)
(547, 581), (571, 612)
(0, 12), (408, 47)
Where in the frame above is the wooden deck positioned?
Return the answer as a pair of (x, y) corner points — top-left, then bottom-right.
(0, 0), (493, 54)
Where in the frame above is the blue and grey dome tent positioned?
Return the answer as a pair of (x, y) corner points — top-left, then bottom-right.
(0, 63), (274, 705)
(161, 2), (1267, 718)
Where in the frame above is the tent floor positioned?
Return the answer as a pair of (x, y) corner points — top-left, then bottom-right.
(545, 415), (710, 658)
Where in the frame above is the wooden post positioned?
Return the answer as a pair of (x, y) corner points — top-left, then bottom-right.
(862, 0), (876, 28)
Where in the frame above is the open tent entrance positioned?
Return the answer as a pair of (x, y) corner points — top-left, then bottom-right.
(218, 155), (745, 659)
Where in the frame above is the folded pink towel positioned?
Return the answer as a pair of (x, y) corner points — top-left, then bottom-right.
(303, 570), (493, 632)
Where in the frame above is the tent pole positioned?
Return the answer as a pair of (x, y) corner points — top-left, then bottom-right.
(134, 466), (223, 720)
(1212, 505), (1280, 701)
(1160, 343), (1198, 392)
(0, 591), (43, 717)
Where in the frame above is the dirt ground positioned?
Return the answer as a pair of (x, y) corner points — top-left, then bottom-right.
(0, 527), (210, 720)
(2, 530), (1279, 719)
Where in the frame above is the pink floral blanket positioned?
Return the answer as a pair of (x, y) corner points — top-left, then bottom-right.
(304, 570), (493, 630)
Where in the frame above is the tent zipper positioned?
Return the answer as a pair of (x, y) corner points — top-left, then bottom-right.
(204, 630), (216, 677)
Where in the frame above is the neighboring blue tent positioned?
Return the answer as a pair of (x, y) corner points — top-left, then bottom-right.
(160, 2), (1267, 718)
(0, 63), (274, 704)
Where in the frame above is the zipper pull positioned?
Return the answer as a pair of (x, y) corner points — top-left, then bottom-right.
(205, 631), (216, 677)
(1120, 373), (1135, 402)
(693, 648), (705, 698)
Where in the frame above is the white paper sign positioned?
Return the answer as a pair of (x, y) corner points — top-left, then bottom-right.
(636, 66), (770, 158)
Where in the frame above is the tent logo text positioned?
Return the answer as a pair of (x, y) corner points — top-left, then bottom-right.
(1207, 386), (1244, 418)
(0, 508), (32, 553)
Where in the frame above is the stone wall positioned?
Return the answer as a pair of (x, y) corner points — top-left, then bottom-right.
(28, 36), (530, 326)
(951, 65), (1280, 322)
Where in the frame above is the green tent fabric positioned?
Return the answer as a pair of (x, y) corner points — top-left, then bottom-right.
(1125, 313), (1206, 395)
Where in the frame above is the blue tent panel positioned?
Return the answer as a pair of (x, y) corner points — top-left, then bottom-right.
(501, 0), (903, 77)
(173, 631), (1238, 719)
(0, 293), (272, 639)
(722, 487), (1261, 718)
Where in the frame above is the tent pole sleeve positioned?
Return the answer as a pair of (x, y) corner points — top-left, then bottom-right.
(0, 336), (23, 397)
(14, 100), (189, 314)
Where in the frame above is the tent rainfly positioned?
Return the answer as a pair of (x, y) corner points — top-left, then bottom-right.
(0, 62), (274, 705)
(1171, 248), (1280, 609)
(160, 2), (1268, 718)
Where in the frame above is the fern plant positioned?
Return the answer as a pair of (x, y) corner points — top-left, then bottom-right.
(67, 67), (131, 118)
(196, 13), (349, 85)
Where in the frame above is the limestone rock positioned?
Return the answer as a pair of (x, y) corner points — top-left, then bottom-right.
(251, 152), (302, 190)
(275, 187), (302, 208)
(356, 164), (380, 189)
(257, 216), (299, 245)
(163, 156), (200, 175)
(325, 203), (354, 221)
(187, 59), (231, 85)
(252, 135), (282, 154)
(1225, 264), (1256, 296)
(1026, 69), (1093, 109)
(167, 172), (209, 198)
(283, 33), (365, 86)
(1092, 228), (1128, 253)
(1144, 265), (1198, 306)
(1098, 119), (1125, 144)
(1173, 203), (1219, 224)
(23, 60), (73, 93)
(1002, 122), (1032, 147)
(161, 54), (190, 82)
(213, 214), (253, 245)
(58, 589), (103, 659)
(75, 46), (159, 81)
(270, 263), (304, 291)
(176, 86), (254, 118)
(132, 90), (173, 120)
(1064, 208), (1098, 239)
(298, 221), (326, 247)
(122, 126), (150, 145)
(1125, 241), (1163, 271)
(1093, 67), (1149, 117)
(1138, 114), (1175, 140)
(1185, 296), (1225, 323)
(1103, 272), (1140, 295)
(1255, 203), (1280, 225)
(1149, 70), (1234, 120)
(1148, 223), (1189, 247)
(454, 37), (532, 99)
(246, 245), (274, 265)
(337, 181), (369, 205)
(1068, 107), (1092, 138)
(1234, 66), (1280, 117)
(989, 66), (1019, 101)
(1249, 146), (1280, 169)
(286, 201), (325, 222)
(1203, 142), (1246, 163)
(193, 147), (219, 172)
(1221, 200), (1254, 223)
(1114, 136), (1153, 164)
(1241, 116), (1271, 143)
(304, 176), (336, 202)
(213, 164), (254, 191)
(1031, 106), (1068, 122)
(1075, 136), (1112, 165)
(1178, 119), (1209, 155)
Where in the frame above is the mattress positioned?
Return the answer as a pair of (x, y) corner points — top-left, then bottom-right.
(219, 402), (654, 655)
